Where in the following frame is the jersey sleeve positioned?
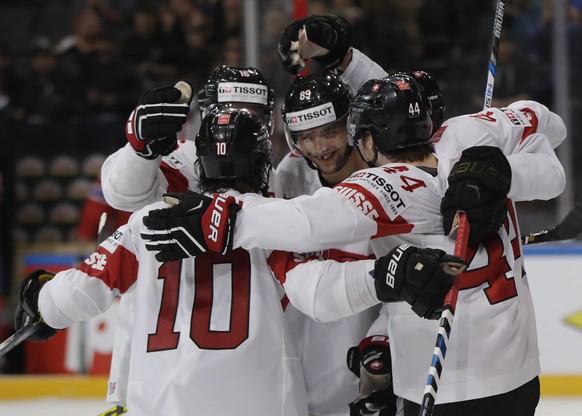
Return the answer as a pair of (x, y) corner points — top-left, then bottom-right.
(281, 256), (379, 322)
(340, 48), (389, 94)
(506, 132), (566, 200)
(234, 188), (378, 252)
(507, 100), (567, 149)
(101, 144), (168, 211)
(38, 216), (142, 329)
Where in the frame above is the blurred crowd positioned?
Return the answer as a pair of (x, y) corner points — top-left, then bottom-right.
(1, 0), (580, 141)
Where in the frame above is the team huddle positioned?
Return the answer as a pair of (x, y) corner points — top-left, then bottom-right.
(14, 14), (567, 416)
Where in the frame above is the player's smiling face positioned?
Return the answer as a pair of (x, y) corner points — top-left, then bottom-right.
(295, 117), (349, 174)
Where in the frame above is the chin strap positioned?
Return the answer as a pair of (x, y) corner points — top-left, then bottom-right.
(356, 145), (378, 168)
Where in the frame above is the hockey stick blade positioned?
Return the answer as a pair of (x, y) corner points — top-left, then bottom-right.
(0, 321), (43, 359)
(522, 197), (582, 245)
(97, 405), (128, 416)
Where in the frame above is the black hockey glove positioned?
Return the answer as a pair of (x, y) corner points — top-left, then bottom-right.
(346, 335), (397, 416)
(141, 191), (241, 261)
(126, 83), (192, 159)
(441, 146), (512, 246)
(373, 244), (465, 319)
(15, 269), (57, 342)
(278, 14), (353, 74)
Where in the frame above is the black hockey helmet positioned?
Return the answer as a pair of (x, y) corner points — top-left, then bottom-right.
(348, 78), (432, 153)
(281, 72), (351, 156)
(198, 65), (275, 134)
(404, 70), (446, 132)
(195, 108), (271, 180)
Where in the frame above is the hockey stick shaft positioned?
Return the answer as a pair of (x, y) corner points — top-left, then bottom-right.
(418, 213), (470, 416)
(522, 195), (582, 245)
(0, 320), (43, 359)
(97, 405), (128, 416)
(483, 0), (507, 110)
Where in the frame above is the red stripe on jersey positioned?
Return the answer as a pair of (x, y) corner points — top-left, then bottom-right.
(267, 250), (320, 286)
(160, 161), (189, 193)
(430, 125), (447, 144)
(267, 248), (375, 286)
(321, 248), (375, 262)
(516, 107), (539, 144)
(77, 244), (138, 293)
(334, 182), (413, 239)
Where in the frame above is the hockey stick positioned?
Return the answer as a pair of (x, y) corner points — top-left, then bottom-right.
(96, 405), (128, 416)
(0, 320), (44, 359)
(483, 0), (506, 110)
(418, 213), (470, 416)
(522, 195), (582, 245)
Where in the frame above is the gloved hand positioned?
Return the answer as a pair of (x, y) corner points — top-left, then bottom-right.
(278, 14), (353, 74)
(373, 244), (466, 319)
(15, 269), (57, 342)
(346, 335), (396, 416)
(441, 146), (512, 246)
(141, 191), (241, 261)
(126, 83), (192, 159)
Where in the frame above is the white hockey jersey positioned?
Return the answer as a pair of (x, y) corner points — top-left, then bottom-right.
(249, 102), (566, 404)
(38, 198), (309, 416)
(101, 140), (202, 212)
(273, 153), (379, 416)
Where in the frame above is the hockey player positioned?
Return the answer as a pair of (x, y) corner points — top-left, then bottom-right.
(100, 65), (275, 212)
(275, 15), (567, 415)
(14, 109), (308, 416)
(99, 65), (275, 407)
(140, 74), (567, 416)
(275, 72), (384, 416)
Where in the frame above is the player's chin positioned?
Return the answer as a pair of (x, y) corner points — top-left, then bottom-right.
(311, 153), (341, 173)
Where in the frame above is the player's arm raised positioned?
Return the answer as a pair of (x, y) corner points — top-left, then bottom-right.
(101, 82), (192, 211)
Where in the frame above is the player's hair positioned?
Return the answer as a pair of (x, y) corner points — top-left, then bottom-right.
(195, 108), (272, 195)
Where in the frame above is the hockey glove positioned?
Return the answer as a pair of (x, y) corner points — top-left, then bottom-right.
(141, 191), (241, 261)
(347, 336), (397, 416)
(441, 146), (512, 246)
(126, 83), (192, 159)
(15, 270), (57, 342)
(278, 14), (353, 74)
(373, 244), (465, 319)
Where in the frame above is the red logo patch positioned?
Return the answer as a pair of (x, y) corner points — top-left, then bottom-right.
(372, 83), (381, 93)
(393, 80), (410, 90)
(217, 114), (231, 125)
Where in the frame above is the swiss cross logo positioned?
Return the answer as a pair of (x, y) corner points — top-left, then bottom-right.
(85, 252), (108, 271)
(291, 116), (298, 123)
(217, 114), (231, 124)
(394, 80), (410, 90)
(223, 85), (232, 93)
(372, 83), (381, 93)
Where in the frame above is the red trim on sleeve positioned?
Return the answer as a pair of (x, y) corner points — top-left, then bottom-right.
(77, 244), (138, 294)
(160, 161), (189, 193)
(517, 107), (539, 144)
